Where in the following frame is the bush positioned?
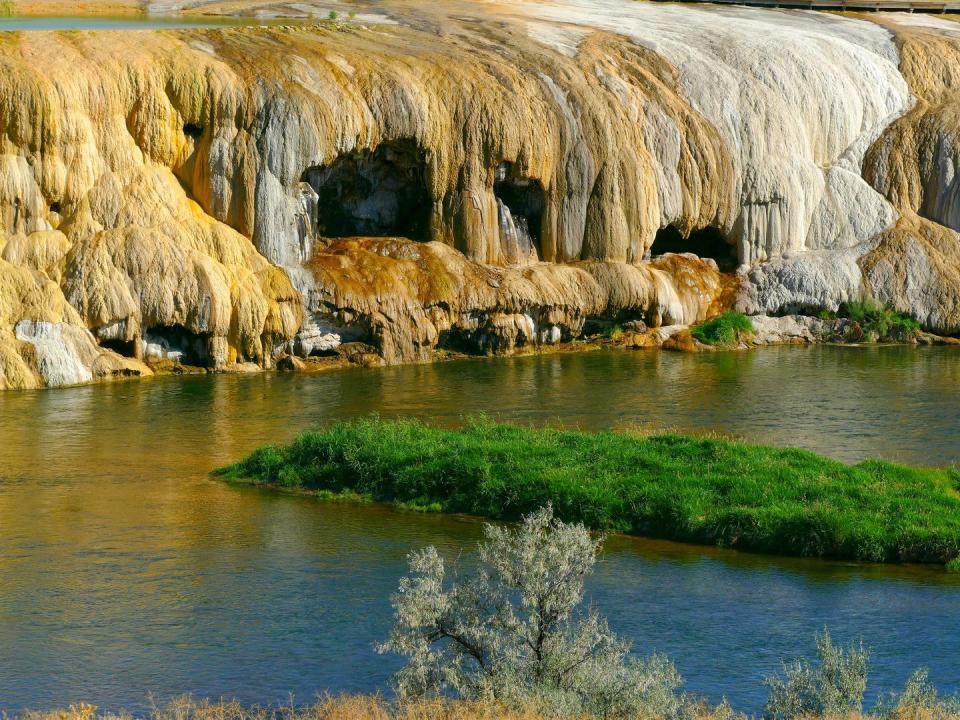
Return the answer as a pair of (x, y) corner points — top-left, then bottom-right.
(691, 312), (754, 346)
(838, 298), (920, 339)
(764, 630), (868, 719)
(378, 506), (689, 719)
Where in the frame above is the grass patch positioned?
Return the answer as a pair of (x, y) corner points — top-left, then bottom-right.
(821, 298), (921, 339)
(215, 418), (960, 565)
(691, 311), (753, 346)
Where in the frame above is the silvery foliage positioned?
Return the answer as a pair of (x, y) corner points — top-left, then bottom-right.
(763, 629), (869, 719)
(875, 668), (960, 720)
(378, 505), (687, 718)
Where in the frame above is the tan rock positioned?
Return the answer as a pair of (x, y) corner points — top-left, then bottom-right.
(1, 2), (959, 389)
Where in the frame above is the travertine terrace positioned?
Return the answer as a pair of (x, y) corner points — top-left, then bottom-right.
(1, 0), (958, 388)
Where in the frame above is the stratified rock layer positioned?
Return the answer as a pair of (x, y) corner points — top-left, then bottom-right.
(0, 1), (958, 388)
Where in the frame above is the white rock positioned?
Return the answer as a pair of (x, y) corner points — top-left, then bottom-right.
(15, 321), (94, 387)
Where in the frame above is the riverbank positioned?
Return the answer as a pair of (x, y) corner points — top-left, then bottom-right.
(215, 418), (960, 566)
(0, 696), (917, 720)
(14, 689), (960, 720)
(258, 311), (960, 379)
(13, 698), (704, 720)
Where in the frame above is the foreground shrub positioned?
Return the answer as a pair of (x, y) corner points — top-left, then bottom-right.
(216, 419), (960, 565)
(378, 506), (688, 719)
(691, 312), (753, 346)
(877, 668), (960, 720)
(764, 630), (868, 719)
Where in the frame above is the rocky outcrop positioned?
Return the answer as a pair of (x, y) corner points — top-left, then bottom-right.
(0, 0), (958, 388)
(293, 237), (722, 362)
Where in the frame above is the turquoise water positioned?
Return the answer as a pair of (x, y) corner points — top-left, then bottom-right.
(1, 345), (959, 713)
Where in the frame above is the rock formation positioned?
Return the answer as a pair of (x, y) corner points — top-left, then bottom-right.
(0, 0), (958, 388)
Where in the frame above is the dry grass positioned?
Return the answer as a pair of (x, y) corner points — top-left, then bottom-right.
(13, 696), (960, 720)
(16, 697), (581, 720)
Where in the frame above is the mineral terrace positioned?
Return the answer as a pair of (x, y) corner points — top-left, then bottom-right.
(1, 0), (959, 388)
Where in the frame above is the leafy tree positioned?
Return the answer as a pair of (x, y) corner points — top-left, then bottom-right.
(764, 629), (868, 719)
(378, 505), (687, 718)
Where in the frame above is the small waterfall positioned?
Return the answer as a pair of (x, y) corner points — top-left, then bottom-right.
(497, 197), (538, 264)
(295, 181), (319, 262)
(494, 161), (544, 265)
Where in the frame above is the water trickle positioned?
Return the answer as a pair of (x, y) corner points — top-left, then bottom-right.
(494, 161), (545, 265)
(496, 197), (538, 264)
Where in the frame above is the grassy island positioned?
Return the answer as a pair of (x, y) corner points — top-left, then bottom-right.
(215, 418), (960, 566)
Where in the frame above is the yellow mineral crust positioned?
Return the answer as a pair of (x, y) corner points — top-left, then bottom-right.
(306, 237), (722, 362)
(0, 1), (957, 388)
(862, 15), (960, 332)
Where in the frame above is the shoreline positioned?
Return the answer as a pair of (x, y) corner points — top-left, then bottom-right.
(18, 311), (957, 393)
(12, 692), (960, 720)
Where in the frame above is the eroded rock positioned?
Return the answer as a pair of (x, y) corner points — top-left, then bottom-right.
(0, 1), (959, 388)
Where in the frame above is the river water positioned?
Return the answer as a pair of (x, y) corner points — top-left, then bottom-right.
(0, 16), (297, 31)
(1, 346), (959, 713)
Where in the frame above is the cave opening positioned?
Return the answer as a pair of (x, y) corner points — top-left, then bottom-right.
(494, 161), (546, 263)
(301, 139), (431, 240)
(183, 123), (204, 140)
(650, 225), (738, 272)
(99, 337), (137, 358)
(143, 325), (209, 366)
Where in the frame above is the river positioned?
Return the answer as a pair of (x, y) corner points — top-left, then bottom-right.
(0, 16), (301, 31)
(1, 345), (959, 713)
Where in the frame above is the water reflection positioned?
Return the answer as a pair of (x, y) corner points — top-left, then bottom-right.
(1, 346), (959, 713)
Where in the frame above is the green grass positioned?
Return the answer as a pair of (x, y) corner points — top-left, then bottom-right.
(691, 312), (754, 346)
(214, 418), (960, 565)
(821, 298), (921, 339)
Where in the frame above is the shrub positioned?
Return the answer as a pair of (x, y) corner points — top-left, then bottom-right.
(378, 506), (689, 719)
(0, 1), (14, 17)
(691, 312), (754, 346)
(838, 298), (920, 340)
(763, 629), (868, 719)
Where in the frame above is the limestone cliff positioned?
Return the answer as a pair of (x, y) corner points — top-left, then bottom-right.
(0, 0), (957, 388)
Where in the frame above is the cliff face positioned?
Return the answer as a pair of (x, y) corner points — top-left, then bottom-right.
(0, 1), (958, 389)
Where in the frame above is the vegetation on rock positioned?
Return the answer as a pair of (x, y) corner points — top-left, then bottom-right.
(691, 312), (754, 346)
(216, 418), (960, 565)
(819, 299), (921, 342)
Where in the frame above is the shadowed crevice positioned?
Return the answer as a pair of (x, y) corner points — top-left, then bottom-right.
(301, 139), (431, 240)
(651, 224), (738, 271)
